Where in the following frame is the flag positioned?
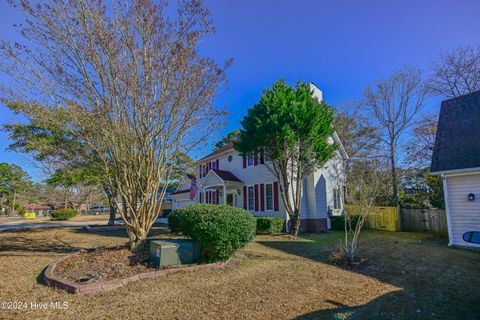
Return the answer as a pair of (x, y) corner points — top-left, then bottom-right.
(189, 183), (197, 200)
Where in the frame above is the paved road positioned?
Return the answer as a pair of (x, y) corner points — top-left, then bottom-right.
(0, 220), (107, 232)
(0, 217), (168, 232)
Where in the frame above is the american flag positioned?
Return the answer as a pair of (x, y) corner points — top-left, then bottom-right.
(189, 183), (197, 200)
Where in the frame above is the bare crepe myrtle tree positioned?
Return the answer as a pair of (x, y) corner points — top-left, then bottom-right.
(0, 0), (229, 251)
(429, 45), (480, 98)
(341, 159), (384, 262)
(363, 67), (426, 205)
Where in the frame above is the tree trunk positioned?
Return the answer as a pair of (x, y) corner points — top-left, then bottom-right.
(126, 224), (148, 252)
(103, 183), (117, 226)
(289, 211), (301, 237)
(390, 144), (398, 205)
(108, 203), (116, 226)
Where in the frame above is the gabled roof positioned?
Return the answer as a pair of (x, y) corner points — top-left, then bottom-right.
(431, 90), (480, 173)
(186, 174), (196, 182)
(197, 143), (234, 163)
(200, 169), (243, 187)
(211, 169), (242, 182)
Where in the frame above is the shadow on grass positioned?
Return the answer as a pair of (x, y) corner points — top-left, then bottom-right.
(71, 224), (172, 239)
(36, 266), (47, 285)
(258, 231), (480, 320)
(295, 293), (409, 320)
(0, 232), (83, 254)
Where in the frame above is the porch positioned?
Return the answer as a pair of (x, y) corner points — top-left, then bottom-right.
(200, 169), (243, 207)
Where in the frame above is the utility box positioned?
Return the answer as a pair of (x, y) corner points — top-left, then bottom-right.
(149, 240), (201, 268)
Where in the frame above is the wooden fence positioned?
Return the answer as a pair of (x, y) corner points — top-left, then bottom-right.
(400, 208), (447, 232)
(345, 205), (448, 232)
(345, 205), (400, 232)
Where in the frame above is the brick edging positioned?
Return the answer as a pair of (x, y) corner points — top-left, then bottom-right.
(44, 253), (228, 295)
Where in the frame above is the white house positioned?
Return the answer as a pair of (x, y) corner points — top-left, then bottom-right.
(431, 90), (480, 248)
(171, 84), (348, 232)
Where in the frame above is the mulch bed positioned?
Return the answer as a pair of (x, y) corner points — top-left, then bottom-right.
(54, 246), (155, 283)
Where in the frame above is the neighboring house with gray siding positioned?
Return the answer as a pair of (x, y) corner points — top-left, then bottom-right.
(431, 90), (480, 248)
(171, 83), (348, 232)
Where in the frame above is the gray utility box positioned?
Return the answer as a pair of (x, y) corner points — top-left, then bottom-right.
(149, 240), (201, 268)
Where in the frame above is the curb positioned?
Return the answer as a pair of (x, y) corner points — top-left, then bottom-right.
(44, 253), (228, 295)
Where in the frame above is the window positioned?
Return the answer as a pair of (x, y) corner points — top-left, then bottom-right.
(228, 155), (233, 162)
(202, 165), (206, 178)
(265, 183), (273, 211)
(247, 152), (254, 167)
(333, 188), (341, 210)
(263, 149), (271, 162)
(211, 161), (217, 169)
(247, 186), (254, 211)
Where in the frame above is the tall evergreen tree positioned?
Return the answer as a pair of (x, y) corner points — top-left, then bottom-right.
(235, 80), (337, 236)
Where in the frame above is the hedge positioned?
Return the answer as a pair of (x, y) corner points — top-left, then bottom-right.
(256, 217), (284, 234)
(168, 204), (256, 262)
(50, 208), (79, 220)
(331, 215), (362, 231)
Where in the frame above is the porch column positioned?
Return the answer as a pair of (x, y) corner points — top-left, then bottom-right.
(223, 184), (227, 205)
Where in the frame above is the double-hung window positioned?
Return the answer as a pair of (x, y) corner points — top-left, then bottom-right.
(247, 152), (254, 167)
(265, 183), (273, 211)
(333, 188), (341, 210)
(247, 186), (255, 211)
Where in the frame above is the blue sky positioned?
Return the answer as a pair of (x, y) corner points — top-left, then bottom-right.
(1, 0), (480, 181)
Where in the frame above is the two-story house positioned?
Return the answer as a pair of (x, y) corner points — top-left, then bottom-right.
(171, 84), (348, 232)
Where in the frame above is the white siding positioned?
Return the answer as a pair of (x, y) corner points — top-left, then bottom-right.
(446, 173), (480, 248)
(172, 193), (194, 210)
(195, 145), (346, 222)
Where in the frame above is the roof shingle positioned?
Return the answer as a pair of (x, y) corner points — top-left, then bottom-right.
(211, 169), (242, 182)
(431, 90), (480, 173)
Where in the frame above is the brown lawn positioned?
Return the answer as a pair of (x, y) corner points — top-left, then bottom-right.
(0, 227), (479, 320)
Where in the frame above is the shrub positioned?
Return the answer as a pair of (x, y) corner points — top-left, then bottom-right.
(169, 204), (256, 262)
(256, 217), (284, 234)
(167, 211), (182, 233)
(50, 208), (79, 220)
(331, 215), (362, 231)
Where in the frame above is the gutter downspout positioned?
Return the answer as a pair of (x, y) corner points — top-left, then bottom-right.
(442, 174), (454, 246)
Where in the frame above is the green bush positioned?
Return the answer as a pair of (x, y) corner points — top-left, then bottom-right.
(169, 204), (256, 262)
(50, 208), (79, 220)
(167, 211), (182, 233)
(331, 215), (362, 231)
(256, 217), (284, 234)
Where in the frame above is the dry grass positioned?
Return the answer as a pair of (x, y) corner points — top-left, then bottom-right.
(0, 214), (116, 225)
(0, 227), (479, 319)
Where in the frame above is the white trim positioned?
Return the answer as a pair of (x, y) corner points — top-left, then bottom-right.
(442, 175), (454, 246)
(246, 152), (255, 168)
(264, 182), (274, 212)
(430, 167), (480, 176)
(332, 131), (349, 160)
(247, 185), (255, 211)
